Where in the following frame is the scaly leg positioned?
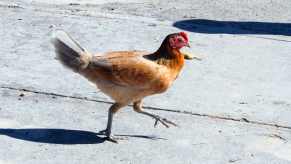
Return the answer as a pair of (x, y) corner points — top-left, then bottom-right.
(98, 103), (124, 143)
(133, 100), (178, 128)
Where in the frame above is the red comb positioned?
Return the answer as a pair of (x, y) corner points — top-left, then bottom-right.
(179, 32), (188, 42)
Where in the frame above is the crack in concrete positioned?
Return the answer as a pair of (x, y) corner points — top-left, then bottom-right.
(246, 35), (291, 43)
(1, 86), (291, 130)
(1, 86), (113, 105)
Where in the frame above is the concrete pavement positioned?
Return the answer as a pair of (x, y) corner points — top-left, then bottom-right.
(1, 0), (291, 163)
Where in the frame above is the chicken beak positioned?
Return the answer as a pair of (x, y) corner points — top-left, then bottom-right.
(185, 43), (191, 48)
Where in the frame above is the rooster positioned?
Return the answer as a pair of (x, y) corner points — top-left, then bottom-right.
(52, 31), (191, 142)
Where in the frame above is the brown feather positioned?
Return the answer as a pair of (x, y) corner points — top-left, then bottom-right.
(53, 32), (185, 104)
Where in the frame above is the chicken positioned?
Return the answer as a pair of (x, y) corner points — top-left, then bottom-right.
(52, 30), (190, 142)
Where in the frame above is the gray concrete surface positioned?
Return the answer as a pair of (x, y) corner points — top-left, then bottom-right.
(1, 0), (291, 163)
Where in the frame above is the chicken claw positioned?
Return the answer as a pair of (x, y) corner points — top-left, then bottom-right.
(153, 115), (178, 128)
(138, 111), (178, 128)
(133, 101), (178, 128)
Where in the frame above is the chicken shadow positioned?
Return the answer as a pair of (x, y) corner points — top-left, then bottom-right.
(173, 19), (291, 36)
(0, 128), (105, 144)
(0, 128), (165, 144)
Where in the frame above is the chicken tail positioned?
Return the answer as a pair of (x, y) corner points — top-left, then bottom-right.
(51, 30), (92, 72)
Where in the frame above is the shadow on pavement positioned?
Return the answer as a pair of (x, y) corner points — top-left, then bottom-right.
(173, 19), (291, 36)
(0, 128), (166, 144)
(0, 128), (105, 144)
(115, 134), (167, 140)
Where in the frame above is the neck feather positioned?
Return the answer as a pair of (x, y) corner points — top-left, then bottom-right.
(145, 42), (184, 71)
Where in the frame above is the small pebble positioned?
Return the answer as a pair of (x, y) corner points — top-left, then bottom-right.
(229, 159), (240, 163)
(49, 25), (55, 29)
(148, 23), (157, 27)
(69, 3), (80, 6)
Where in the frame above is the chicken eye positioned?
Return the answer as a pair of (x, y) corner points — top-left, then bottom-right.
(177, 38), (183, 42)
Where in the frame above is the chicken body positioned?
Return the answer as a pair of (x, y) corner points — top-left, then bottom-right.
(52, 31), (189, 142)
(82, 50), (183, 104)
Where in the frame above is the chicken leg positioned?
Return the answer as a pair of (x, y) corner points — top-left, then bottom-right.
(133, 100), (178, 128)
(98, 103), (124, 143)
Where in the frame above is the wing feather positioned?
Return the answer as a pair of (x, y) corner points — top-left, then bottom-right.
(84, 51), (166, 89)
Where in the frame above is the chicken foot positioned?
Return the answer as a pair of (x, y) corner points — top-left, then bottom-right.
(98, 103), (125, 143)
(133, 100), (178, 128)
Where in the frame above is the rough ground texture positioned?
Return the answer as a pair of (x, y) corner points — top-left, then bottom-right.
(0, 0), (291, 164)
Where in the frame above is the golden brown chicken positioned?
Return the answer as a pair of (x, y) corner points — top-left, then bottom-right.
(52, 31), (190, 142)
